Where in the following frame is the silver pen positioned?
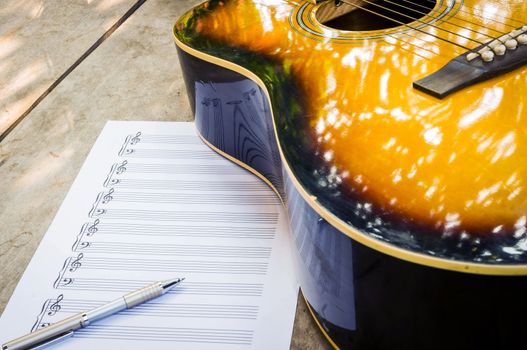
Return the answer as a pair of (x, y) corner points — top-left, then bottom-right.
(2, 277), (185, 350)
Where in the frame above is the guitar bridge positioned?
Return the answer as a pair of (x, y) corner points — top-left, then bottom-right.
(413, 25), (527, 99)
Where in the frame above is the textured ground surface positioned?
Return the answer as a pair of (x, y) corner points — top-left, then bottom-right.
(0, 1), (331, 349)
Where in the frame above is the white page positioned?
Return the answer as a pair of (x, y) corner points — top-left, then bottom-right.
(0, 121), (298, 349)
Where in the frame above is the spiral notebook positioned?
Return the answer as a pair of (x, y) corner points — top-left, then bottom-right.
(0, 121), (298, 349)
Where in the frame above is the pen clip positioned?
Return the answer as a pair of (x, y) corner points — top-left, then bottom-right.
(31, 331), (74, 350)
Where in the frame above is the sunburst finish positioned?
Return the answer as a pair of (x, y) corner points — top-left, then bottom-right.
(174, 1), (527, 348)
(175, 0), (527, 265)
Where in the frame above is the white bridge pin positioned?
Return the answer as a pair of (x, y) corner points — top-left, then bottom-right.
(493, 44), (506, 55)
(481, 50), (495, 62)
(518, 34), (527, 45)
(505, 39), (518, 50)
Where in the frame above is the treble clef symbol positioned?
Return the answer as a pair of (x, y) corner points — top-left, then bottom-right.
(69, 253), (84, 272)
(116, 160), (128, 174)
(87, 219), (100, 236)
(130, 132), (142, 145)
(102, 188), (114, 204)
(48, 294), (64, 316)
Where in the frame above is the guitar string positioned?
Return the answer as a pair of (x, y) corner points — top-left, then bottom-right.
(336, 1), (463, 58)
(387, 0), (507, 37)
(422, 0), (525, 27)
(438, 0), (526, 25)
(393, 40), (439, 60)
(339, 0), (473, 51)
(381, 28), (443, 58)
(358, 0), (486, 46)
(378, 17), (466, 57)
(401, 0), (506, 34)
(310, 0), (447, 57)
(387, 31), (459, 59)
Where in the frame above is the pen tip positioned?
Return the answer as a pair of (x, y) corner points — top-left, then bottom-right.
(162, 277), (185, 290)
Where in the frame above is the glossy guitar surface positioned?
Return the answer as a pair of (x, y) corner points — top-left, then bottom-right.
(174, 1), (527, 348)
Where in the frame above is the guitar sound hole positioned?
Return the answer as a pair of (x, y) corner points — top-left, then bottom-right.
(318, 0), (437, 31)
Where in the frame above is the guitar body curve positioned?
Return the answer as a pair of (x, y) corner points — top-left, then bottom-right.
(174, 1), (527, 348)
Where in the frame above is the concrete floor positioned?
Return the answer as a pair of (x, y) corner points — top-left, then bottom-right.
(0, 1), (331, 349)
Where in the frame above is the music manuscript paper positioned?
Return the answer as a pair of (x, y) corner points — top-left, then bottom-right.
(0, 121), (298, 349)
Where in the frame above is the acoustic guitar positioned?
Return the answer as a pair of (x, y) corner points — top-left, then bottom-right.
(173, 1), (527, 348)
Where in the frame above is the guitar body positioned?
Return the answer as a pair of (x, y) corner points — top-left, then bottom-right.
(174, 1), (527, 348)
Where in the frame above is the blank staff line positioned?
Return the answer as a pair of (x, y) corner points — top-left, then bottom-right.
(80, 242), (272, 252)
(82, 265), (268, 275)
(75, 335), (251, 345)
(111, 179), (269, 191)
(82, 257), (268, 266)
(125, 149), (215, 159)
(78, 242), (271, 258)
(81, 243), (271, 252)
(138, 303), (256, 310)
(46, 300), (258, 319)
(82, 264), (266, 275)
(124, 163), (242, 174)
(137, 135), (202, 145)
(103, 209), (278, 224)
(59, 285), (263, 296)
(78, 257), (268, 274)
(91, 223), (275, 239)
(111, 192), (278, 205)
(77, 248), (270, 258)
(54, 278), (263, 296)
(61, 300), (259, 310)
(74, 325), (253, 344)
(83, 324), (253, 334)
